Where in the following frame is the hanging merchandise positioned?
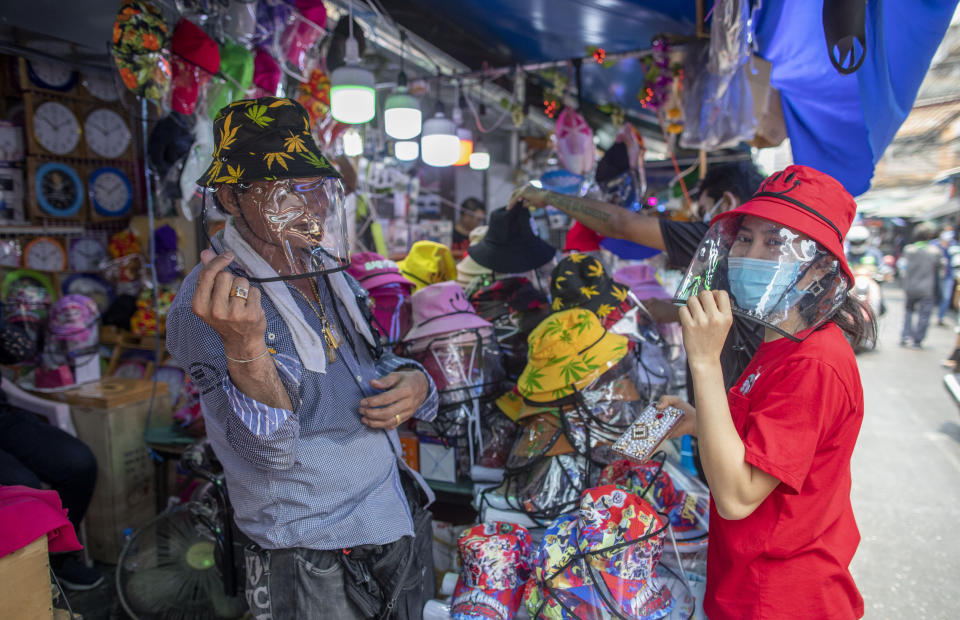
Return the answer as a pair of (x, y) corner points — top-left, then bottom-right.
(450, 522), (535, 620)
(170, 18), (221, 115)
(220, 0), (258, 48)
(598, 458), (710, 553)
(707, 0), (753, 97)
(111, 0), (172, 102)
(346, 251), (414, 342)
(207, 41), (255, 122)
(674, 166), (854, 340)
(329, 3), (375, 124)
(148, 112), (195, 203)
(523, 485), (695, 619)
(279, 0), (328, 82)
(469, 276), (550, 380)
(540, 169), (585, 196)
(398, 240), (456, 291)
(44, 294), (100, 372)
(613, 264), (670, 302)
(549, 254), (630, 325)
(130, 287), (176, 336)
(591, 142), (660, 261)
(468, 207), (557, 277)
(252, 47), (283, 98)
(554, 107), (595, 177)
(178, 114), (213, 220)
(153, 225), (183, 284)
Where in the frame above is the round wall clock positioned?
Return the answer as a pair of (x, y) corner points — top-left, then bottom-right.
(24, 236), (67, 271)
(69, 236), (108, 272)
(61, 274), (114, 313)
(35, 162), (84, 217)
(84, 108), (131, 159)
(0, 239), (21, 267)
(32, 101), (80, 155)
(81, 72), (120, 102)
(88, 167), (133, 217)
(27, 60), (78, 92)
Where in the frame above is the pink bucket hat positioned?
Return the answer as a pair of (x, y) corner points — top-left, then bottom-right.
(403, 281), (491, 342)
(613, 264), (670, 300)
(347, 252), (413, 291)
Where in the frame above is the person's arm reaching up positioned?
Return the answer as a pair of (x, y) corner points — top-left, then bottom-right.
(510, 184), (666, 251)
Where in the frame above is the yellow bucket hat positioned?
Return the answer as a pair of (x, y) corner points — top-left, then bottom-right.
(517, 308), (629, 404)
(397, 241), (456, 291)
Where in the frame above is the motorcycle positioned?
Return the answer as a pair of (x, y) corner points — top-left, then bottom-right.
(849, 264), (882, 352)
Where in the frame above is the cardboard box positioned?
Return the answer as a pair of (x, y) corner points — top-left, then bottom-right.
(0, 536), (52, 620)
(56, 378), (170, 563)
(419, 437), (458, 483)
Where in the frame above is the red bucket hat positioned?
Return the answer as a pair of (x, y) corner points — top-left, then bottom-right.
(712, 165), (856, 284)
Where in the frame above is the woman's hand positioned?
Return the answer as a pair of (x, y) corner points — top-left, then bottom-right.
(679, 290), (733, 368)
(657, 395), (697, 438)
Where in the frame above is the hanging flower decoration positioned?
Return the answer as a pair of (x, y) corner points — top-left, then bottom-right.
(637, 37), (681, 111)
(544, 99), (559, 118)
(586, 46), (617, 69)
(592, 47), (606, 64)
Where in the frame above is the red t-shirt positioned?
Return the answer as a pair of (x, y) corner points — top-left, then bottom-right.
(704, 322), (865, 620)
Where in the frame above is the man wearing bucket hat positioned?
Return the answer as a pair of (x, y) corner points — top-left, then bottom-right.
(660, 165), (872, 619)
(166, 97), (438, 618)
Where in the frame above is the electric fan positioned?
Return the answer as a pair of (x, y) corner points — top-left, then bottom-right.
(116, 501), (247, 620)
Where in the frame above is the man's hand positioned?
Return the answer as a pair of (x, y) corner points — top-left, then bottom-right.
(359, 370), (429, 429)
(657, 395), (697, 438)
(679, 290), (733, 368)
(509, 184), (548, 209)
(192, 249), (267, 360)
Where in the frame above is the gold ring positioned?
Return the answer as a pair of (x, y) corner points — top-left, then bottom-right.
(231, 285), (249, 300)
(395, 414), (401, 426)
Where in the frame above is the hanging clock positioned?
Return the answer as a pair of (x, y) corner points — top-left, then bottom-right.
(81, 72), (120, 102)
(32, 101), (81, 155)
(35, 162), (84, 218)
(0, 239), (21, 267)
(69, 236), (108, 272)
(24, 236), (67, 271)
(88, 167), (133, 217)
(26, 60), (78, 92)
(84, 108), (131, 159)
(61, 274), (114, 313)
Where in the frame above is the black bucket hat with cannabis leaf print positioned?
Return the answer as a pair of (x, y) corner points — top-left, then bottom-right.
(198, 96), (340, 187)
(549, 253), (630, 323)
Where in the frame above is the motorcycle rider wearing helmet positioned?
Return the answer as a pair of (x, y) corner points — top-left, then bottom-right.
(659, 166), (874, 620)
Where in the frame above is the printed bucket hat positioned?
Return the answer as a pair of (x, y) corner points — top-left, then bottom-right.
(613, 264), (670, 301)
(517, 308), (628, 404)
(398, 240), (457, 291)
(451, 522), (535, 620)
(550, 254), (631, 326)
(524, 485), (674, 620)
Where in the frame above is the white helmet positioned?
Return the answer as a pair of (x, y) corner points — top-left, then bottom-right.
(847, 225), (870, 253)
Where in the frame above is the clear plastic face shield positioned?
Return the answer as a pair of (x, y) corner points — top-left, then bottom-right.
(674, 215), (850, 340)
(205, 176), (349, 282)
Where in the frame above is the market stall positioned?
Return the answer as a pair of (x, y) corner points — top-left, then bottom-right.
(0, 1), (956, 619)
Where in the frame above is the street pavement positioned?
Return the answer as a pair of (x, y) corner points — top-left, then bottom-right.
(850, 285), (960, 619)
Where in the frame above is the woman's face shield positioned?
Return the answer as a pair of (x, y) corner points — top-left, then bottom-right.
(674, 215), (849, 339)
(209, 176), (349, 281)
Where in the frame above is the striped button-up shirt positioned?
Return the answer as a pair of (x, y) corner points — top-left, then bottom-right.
(166, 263), (438, 550)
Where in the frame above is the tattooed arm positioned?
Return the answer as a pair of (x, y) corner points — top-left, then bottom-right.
(510, 185), (667, 251)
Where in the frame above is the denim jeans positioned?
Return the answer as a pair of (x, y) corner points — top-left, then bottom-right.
(939, 276), (955, 321)
(0, 403), (98, 530)
(903, 296), (935, 345)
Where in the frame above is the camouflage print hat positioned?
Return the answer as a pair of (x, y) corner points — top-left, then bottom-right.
(198, 96), (341, 186)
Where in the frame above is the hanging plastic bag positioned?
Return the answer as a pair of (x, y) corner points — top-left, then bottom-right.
(707, 0), (752, 94)
(278, 0), (328, 82)
(680, 43), (757, 152)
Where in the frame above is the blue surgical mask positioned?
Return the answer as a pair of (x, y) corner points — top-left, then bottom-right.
(727, 257), (801, 314)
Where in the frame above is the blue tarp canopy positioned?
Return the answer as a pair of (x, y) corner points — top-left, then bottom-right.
(403, 0), (957, 195)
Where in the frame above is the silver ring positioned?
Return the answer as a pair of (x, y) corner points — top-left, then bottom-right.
(231, 285), (249, 300)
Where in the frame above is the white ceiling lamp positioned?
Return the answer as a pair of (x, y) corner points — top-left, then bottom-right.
(384, 31), (421, 140)
(330, 2), (375, 124)
(342, 128), (363, 157)
(421, 102), (459, 167)
(469, 140), (490, 170)
(395, 140), (419, 161)
(452, 84), (472, 166)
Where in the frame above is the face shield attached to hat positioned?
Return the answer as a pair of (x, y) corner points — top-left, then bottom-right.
(198, 97), (350, 282)
(674, 214), (850, 340)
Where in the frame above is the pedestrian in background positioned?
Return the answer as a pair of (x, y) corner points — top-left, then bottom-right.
(901, 222), (946, 348)
(936, 226), (959, 325)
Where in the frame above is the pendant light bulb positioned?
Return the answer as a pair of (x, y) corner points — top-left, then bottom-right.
(343, 128), (363, 157)
(384, 72), (422, 140)
(421, 102), (459, 167)
(454, 127), (473, 166)
(330, 3), (375, 124)
(395, 140), (419, 161)
(469, 141), (490, 170)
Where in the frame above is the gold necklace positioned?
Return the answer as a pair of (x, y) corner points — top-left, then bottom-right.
(290, 281), (342, 363)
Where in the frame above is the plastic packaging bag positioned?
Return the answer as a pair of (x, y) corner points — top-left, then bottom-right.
(680, 42), (757, 151)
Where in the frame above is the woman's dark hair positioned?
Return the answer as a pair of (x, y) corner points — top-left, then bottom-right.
(829, 293), (877, 349)
(698, 160), (766, 204)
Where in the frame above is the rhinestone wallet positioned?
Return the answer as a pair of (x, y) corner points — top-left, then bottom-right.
(612, 404), (684, 462)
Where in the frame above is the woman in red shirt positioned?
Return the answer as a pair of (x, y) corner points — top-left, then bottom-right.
(661, 165), (874, 619)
